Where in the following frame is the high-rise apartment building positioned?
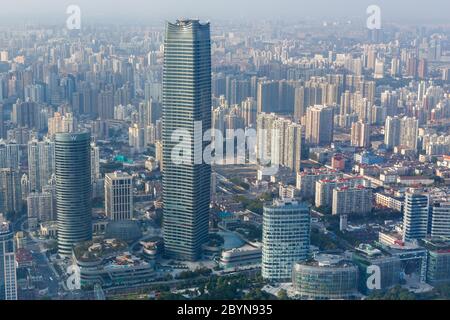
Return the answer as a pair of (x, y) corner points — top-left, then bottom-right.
(27, 139), (55, 193)
(351, 121), (371, 148)
(332, 186), (372, 216)
(0, 168), (22, 214)
(384, 116), (401, 149)
(400, 117), (419, 151)
(305, 105), (334, 146)
(162, 19), (211, 261)
(296, 168), (342, 199)
(0, 142), (21, 170)
(27, 191), (55, 224)
(315, 177), (366, 209)
(0, 104), (4, 139)
(385, 116), (419, 151)
(48, 112), (77, 136)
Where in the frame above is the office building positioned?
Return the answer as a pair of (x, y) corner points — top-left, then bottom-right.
(352, 244), (402, 293)
(293, 254), (359, 300)
(424, 239), (450, 286)
(0, 219), (17, 300)
(403, 190), (430, 243)
(162, 19), (211, 261)
(105, 171), (133, 221)
(431, 202), (450, 238)
(55, 132), (92, 256)
(262, 200), (310, 282)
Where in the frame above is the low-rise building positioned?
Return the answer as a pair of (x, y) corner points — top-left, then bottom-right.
(352, 243), (402, 293)
(72, 239), (155, 288)
(422, 238), (450, 286)
(375, 193), (404, 212)
(292, 254), (359, 300)
(219, 244), (262, 269)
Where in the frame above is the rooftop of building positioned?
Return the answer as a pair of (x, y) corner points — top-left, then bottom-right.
(267, 199), (310, 210)
(300, 253), (356, 268)
(222, 243), (262, 255)
(319, 176), (365, 184)
(335, 185), (369, 192)
(0, 221), (11, 235)
(420, 238), (450, 253)
(354, 243), (385, 258)
(103, 253), (150, 270)
(73, 238), (129, 263)
(106, 171), (132, 179)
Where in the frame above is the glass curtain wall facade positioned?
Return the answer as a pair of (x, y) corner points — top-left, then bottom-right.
(55, 132), (92, 256)
(162, 20), (212, 261)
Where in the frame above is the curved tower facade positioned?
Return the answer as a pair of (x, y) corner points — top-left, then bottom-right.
(55, 132), (92, 256)
(162, 19), (212, 261)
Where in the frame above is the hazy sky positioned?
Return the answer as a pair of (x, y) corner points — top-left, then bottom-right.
(1, 0), (449, 25)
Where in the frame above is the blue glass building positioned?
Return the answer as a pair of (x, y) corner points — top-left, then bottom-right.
(162, 20), (212, 261)
(55, 132), (92, 256)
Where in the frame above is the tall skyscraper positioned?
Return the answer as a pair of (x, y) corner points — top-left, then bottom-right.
(262, 200), (310, 282)
(162, 19), (211, 261)
(55, 132), (92, 256)
(403, 190), (430, 243)
(0, 219), (17, 300)
(305, 105), (334, 146)
(105, 171), (133, 221)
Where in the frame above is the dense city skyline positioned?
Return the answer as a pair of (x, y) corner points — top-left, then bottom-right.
(1, 0), (450, 307)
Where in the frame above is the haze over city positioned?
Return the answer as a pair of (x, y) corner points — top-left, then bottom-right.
(0, 0), (450, 24)
(0, 0), (450, 309)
